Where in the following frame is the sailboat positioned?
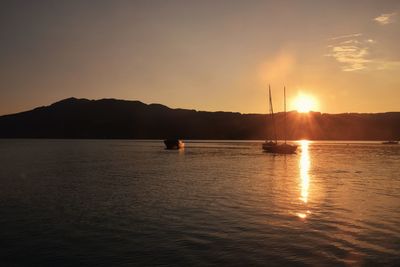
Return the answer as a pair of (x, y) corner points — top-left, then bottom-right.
(262, 85), (297, 154)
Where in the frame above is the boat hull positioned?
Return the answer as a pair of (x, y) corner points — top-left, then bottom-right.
(262, 142), (297, 154)
(164, 139), (185, 150)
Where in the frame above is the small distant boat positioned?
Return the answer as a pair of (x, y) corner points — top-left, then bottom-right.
(262, 141), (298, 154)
(164, 139), (185, 149)
(262, 85), (297, 154)
(382, 140), (399, 145)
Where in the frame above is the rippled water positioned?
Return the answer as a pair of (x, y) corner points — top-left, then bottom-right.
(0, 140), (399, 266)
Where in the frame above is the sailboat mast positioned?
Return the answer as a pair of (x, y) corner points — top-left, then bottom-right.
(284, 86), (287, 144)
(269, 85), (278, 143)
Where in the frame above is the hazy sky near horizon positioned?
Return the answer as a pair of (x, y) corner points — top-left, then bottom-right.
(1, 0), (399, 115)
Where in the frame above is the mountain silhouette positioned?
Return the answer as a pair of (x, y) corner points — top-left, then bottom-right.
(0, 98), (399, 140)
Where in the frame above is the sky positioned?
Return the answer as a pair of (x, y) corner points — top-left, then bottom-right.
(0, 0), (399, 115)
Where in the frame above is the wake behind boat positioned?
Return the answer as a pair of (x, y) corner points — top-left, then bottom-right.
(262, 85), (297, 154)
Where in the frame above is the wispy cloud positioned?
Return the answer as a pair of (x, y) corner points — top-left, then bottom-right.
(327, 35), (372, 71)
(328, 45), (370, 71)
(327, 34), (399, 72)
(373, 12), (396, 25)
(326, 13), (399, 71)
(329, 33), (362, 41)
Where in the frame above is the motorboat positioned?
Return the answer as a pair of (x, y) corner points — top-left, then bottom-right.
(164, 139), (185, 149)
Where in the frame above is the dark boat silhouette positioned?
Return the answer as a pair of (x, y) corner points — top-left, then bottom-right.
(382, 140), (399, 144)
(164, 139), (185, 149)
(262, 85), (297, 154)
(262, 141), (297, 154)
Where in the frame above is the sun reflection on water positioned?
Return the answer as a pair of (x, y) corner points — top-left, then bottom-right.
(297, 140), (311, 219)
(300, 140), (310, 203)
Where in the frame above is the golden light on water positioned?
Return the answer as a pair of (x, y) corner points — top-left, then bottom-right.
(297, 213), (307, 219)
(292, 94), (318, 113)
(297, 140), (311, 219)
(300, 140), (310, 203)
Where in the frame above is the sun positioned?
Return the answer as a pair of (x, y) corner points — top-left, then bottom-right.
(292, 94), (318, 113)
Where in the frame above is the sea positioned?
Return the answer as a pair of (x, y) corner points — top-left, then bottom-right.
(0, 140), (399, 266)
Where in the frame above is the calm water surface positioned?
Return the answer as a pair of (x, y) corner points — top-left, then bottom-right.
(0, 140), (399, 266)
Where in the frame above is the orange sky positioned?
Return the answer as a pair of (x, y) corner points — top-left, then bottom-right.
(0, 1), (399, 115)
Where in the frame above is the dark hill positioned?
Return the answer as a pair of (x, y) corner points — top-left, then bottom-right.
(0, 98), (399, 140)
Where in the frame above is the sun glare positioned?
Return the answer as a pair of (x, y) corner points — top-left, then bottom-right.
(293, 94), (317, 113)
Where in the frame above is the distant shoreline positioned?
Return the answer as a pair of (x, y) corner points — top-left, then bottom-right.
(0, 98), (399, 140)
